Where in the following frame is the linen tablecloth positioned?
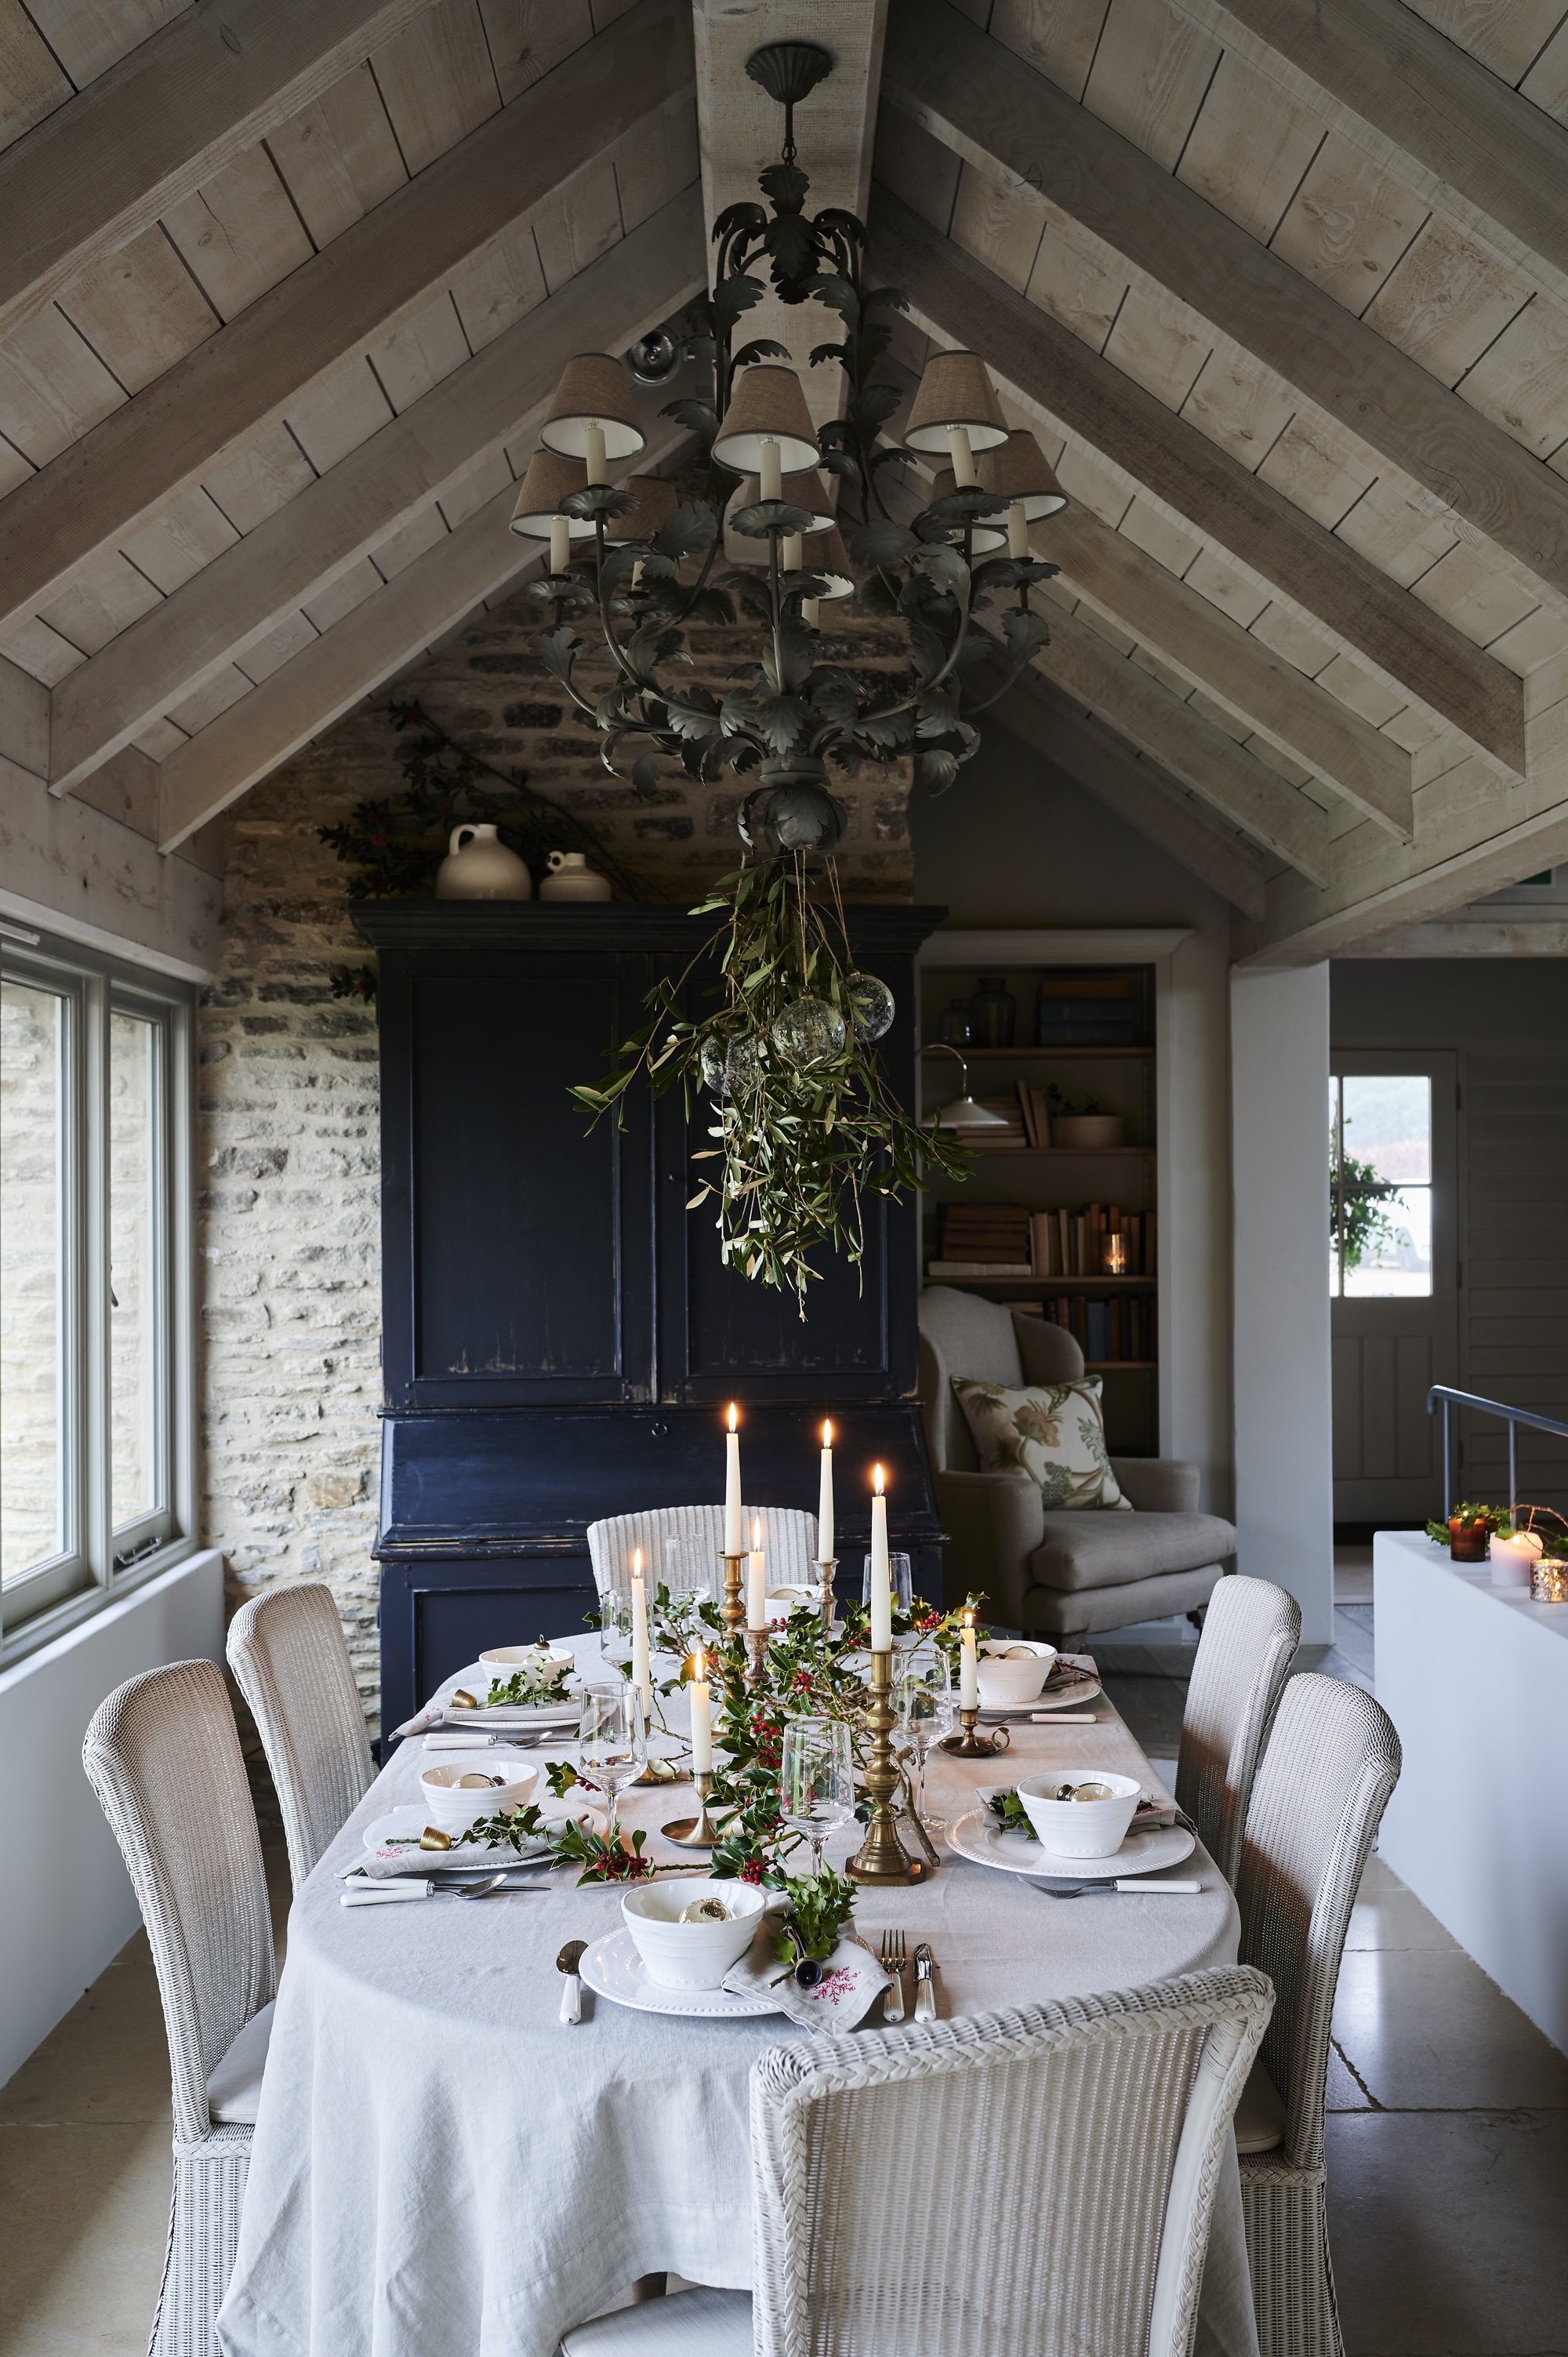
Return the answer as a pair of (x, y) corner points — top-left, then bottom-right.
(217, 1640), (1259, 2357)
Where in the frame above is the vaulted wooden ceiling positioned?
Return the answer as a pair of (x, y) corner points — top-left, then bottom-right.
(3, 0), (1567, 964)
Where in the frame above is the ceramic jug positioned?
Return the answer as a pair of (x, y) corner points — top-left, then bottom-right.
(539, 849), (611, 902)
(435, 823), (532, 900)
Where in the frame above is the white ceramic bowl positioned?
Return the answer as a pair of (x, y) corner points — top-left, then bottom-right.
(975, 1640), (1057, 1708)
(477, 1643), (575, 1676)
(621, 1877), (766, 1989)
(418, 1754), (538, 1833)
(1017, 1768), (1142, 1858)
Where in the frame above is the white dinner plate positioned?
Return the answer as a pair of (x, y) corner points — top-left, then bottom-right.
(947, 1809), (1197, 1881)
(983, 1675), (1104, 1720)
(361, 1799), (602, 1865)
(579, 1927), (783, 2019)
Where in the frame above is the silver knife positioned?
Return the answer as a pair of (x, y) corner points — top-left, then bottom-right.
(913, 1941), (937, 2021)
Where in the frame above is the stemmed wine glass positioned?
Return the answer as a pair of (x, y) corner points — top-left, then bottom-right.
(779, 1716), (855, 1877)
(577, 1678), (646, 1842)
(897, 1643), (954, 1832)
(597, 1589), (633, 1669)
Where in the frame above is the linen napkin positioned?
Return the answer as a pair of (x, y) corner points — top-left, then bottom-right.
(357, 1829), (557, 1879)
(722, 1906), (892, 2030)
(392, 1701), (580, 1738)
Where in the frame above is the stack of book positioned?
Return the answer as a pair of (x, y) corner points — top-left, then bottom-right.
(971, 1098), (1029, 1150)
(928, 1202), (1033, 1278)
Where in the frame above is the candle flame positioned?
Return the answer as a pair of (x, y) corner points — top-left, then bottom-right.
(822, 1418), (833, 1449)
(964, 1608), (975, 1629)
(873, 1462), (885, 1495)
(752, 1515), (762, 1549)
(691, 1647), (706, 1683)
(727, 1401), (738, 1433)
(631, 1545), (643, 1580)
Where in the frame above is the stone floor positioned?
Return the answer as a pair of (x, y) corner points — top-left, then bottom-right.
(5, 1579), (1566, 2357)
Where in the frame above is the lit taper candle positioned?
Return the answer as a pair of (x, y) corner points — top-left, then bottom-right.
(869, 1463), (891, 1653)
(960, 1609), (978, 1709)
(724, 1402), (743, 1557)
(688, 1648), (712, 1773)
(747, 1515), (766, 1629)
(630, 1546), (652, 1719)
(818, 1419), (835, 1563)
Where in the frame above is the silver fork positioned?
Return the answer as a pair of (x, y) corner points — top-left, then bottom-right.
(879, 1927), (906, 2021)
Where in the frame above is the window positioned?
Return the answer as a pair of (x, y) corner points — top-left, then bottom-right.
(1330, 1072), (1432, 1298)
(0, 924), (193, 1649)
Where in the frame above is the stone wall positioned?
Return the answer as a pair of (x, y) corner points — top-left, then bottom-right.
(200, 579), (914, 1742)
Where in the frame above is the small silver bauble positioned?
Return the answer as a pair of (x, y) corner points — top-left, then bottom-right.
(844, 971), (895, 1043)
(770, 996), (847, 1066)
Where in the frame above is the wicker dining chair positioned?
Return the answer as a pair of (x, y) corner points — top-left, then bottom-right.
(1175, 1574), (1301, 1887)
(227, 1581), (375, 1893)
(559, 1967), (1275, 2357)
(586, 1505), (820, 1603)
(1232, 1672), (1401, 2357)
(82, 1660), (277, 2357)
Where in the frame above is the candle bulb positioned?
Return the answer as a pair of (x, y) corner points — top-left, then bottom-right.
(946, 423), (977, 488)
(548, 516), (570, 576)
(869, 1463), (891, 1653)
(1007, 499), (1029, 561)
(960, 1610), (978, 1709)
(630, 1546), (652, 1720)
(782, 532), (803, 572)
(688, 1648), (712, 1774)
(801, 597), (820, 627)
(583, 421), (606, 486)
(747, 1514), (766, 1629)
(818, 1418), (834, 1565)
(759, 438), (782, 503)
(724, 1402), (743, 1559)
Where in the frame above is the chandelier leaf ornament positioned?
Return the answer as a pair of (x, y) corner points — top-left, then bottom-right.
(533, 40), (1071, 1302)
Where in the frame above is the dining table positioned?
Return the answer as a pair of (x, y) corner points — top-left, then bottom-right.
(216, 1635), (1261, 2357)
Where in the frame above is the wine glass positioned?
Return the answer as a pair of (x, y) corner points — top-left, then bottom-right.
(861, 1549), (913, 1621)
(897, 1643), (954, 1832)
(597, 1589), (633, 1669)
(779, 1716), (855, 1877)
(577, 1678), (645, 1841)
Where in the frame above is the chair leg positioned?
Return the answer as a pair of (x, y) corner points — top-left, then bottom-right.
(1241, 2167), (1343, 2357)
(151, 2139), (250, 2357)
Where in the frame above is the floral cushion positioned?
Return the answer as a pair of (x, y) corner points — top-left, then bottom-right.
(950, 1376), (1132, 1511)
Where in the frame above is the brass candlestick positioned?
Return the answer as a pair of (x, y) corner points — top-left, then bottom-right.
(662, 1770), (721, 1847)
(848, 1649), (917, 1884)
(720, 1551), (746, 1633)
(817, 1556), (837, 1632)
(940, 1702), (1008, 1758)
(745, 1625), (769, 1682)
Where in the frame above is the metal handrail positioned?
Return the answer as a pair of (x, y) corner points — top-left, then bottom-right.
(1427, 1385), (1568, 1516)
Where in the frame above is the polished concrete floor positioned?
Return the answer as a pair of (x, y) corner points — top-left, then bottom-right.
(6, 1589), (1566, 2357)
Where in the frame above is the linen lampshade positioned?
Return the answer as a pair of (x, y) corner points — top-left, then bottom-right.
(980, 430), (1067, 518)
(509, 449), (597, 539)
(930, 466), (1006, 552)
(801, 526), (854, 598)
(713, 366), (820, 474)
(905, 350), (1008, 453)
(605, 476), (681, 540)
(538, 353), (645, 462)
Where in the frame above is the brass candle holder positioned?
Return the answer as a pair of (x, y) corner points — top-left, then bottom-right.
(720, 1550), (746, 1633)
(662, 1770), (721, 1847)
(848, 1649), (918, 1884)
(745, 1625), (770, 1682)
(940, 1702), (1008, 1758)
(817, 1556), (837, 1631)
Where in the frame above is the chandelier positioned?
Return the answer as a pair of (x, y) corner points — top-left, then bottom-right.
(505, 38), (1068, 862)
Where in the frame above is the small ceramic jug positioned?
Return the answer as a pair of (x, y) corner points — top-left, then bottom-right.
(539, 849), (611, 902)
(435, 823), (532, 900)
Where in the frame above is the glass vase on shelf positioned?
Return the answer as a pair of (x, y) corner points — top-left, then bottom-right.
(967, 975), (1017, 1049)
(935, 997), (974, 1047)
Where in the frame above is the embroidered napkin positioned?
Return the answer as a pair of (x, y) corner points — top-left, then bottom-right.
(722, 1907), (892, 2030)
(357, 1830), (557, 1879)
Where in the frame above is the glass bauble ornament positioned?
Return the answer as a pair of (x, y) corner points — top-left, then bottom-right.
(699, 1037), (729, 1095)
(844, 971), (895, 1043)
(725, 1036), (762, 1091)
(770, 997), (846, 1066)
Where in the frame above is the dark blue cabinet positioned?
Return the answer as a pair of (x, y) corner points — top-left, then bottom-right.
(354, 902), (948, 1731)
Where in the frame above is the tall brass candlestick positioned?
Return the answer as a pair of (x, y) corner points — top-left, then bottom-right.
(720, 1552), (746, 1633)
(848, 1649), (917, 1884)
(817, 1556), (837, 1632)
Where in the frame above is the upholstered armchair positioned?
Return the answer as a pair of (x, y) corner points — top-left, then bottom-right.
(918, 1287), (1236, 1642)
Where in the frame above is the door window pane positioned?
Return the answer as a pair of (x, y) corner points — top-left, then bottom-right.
(1, 980), (67, 1580)
(110, 1011), (161, 1531)
(1330, 1073), (1433, 1298)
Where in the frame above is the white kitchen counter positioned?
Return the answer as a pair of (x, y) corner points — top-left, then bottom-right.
(1374, 1527), (1568, 2055)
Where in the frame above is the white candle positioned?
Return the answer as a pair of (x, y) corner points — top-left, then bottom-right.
(688, 1649), (712, 1773)
(584, 421), (606, 485)
(801, 597), (820, 626)
(782, 532), (803, 571)
(759, 439), (782, 502)
(1007, 499), (1029, 560)
(869, 1463), (891, 1653)
(1489, 1530), (1541, 1589)
(748, 1515), (766, 1629)
(724, 1401), (744, 1557)
(946, 423), (977, 488)
(960, 1612), (978, 1709)
(818, 1419), (835, 1565)
(548, 516), (571, 575)
(630, 1547), (652, 1718)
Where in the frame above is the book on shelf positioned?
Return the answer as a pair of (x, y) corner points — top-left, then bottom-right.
(1035, 1292), (1157, 1361)
(927, 1261), (1033, 1279)
(1026, 1206), (1156, 1278)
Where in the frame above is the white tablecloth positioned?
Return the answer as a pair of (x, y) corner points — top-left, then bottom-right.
(217, 1640), (1259, 2357)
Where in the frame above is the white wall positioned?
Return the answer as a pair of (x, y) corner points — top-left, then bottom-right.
(0, 1550), (224, 2088)
(1231, 964), (1334, 1642)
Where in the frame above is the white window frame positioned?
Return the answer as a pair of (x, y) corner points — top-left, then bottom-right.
(1, 921), (196, 1661)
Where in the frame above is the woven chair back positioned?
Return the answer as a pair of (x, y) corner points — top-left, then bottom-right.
(228, 1581), (375, 1892)
(1177, 1574), (1301, 1887)
(587, 1505), (819, 1603)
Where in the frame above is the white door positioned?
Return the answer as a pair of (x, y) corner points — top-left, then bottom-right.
(1330, 1055), (1458, 1524)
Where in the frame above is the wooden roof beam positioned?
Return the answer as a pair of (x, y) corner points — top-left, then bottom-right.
(48, 194), (705, 799)
(873, 192), (1526, 782)
(884, 0), (1568, 623)
(0, 0), (434, 343)
(0, 0), (695, 641)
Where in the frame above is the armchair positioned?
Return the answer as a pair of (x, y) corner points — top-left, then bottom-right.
(918, 1287), (1236, 1643)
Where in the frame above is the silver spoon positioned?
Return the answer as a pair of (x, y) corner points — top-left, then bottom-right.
(557, 1939), (587, 2025)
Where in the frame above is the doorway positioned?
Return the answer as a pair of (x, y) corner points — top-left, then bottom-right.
(1330, 1053), (1457, 1524)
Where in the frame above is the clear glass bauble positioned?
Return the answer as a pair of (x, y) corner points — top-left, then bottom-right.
(699, 1037), (728, 1095)
(700, 1034), (764, 1095)
(770, 997), (847, 1066)
(844, 971), (895, 1044)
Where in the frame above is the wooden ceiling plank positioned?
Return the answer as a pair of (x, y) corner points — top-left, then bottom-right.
(24, 2), (191, 93)
(154, 413), (688, 852)
(0, 0), (695, 638)
(474, 2), (595, 107)
(264, 60), (408, 248)
(1169, 0), (1568, 308)
(48, 194), (703, 796)
(56, 223), (220, 395)
(0, 0), (437, 340)
(0, 2), (74, 154)
(872, 187), (1528, 777)
(368, 0), (499, 177)
(883, 0), (1568, 621)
